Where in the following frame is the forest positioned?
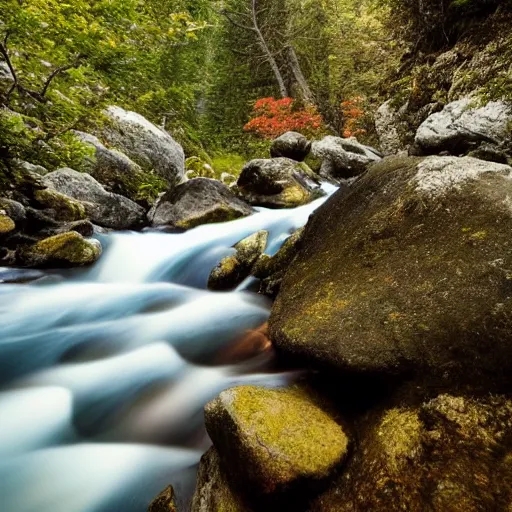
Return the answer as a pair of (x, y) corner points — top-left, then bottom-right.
(2, 0), (508, 182)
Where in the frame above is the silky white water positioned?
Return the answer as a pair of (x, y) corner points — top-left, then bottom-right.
(0, 186), (336, 512)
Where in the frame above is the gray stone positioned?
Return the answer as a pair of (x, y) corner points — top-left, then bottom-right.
(44, 168), (145, 230)
(311, 136), (381, 179)
(103, 106), (185, 187)
(374, 100), (406, 154)
(415, 98), (512, 155)
(270, 131), (311, 161)
(149, 178), (254, 230)
(237, 158), (323, 208)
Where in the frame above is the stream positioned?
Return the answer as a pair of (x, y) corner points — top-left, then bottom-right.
(0, 184), (336, 512)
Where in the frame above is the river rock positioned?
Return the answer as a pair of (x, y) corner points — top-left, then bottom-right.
(103, 106), (185, 188)
(44, 168), (146, 230)
(310, 136), (382, 179)
(19, 231), (102, 267)
(149, 178), (254, 230)
(252, 227), (304, 297)
(270, 155), (512, 391)
(237, 158), (322, 208)
(208, 230), (268, 291)
(0, 198), (26, 224)
(74, 131), (158, 204)
(312, 393), (512, 511)
(190, 448), (249, 512)
(0, 213), (15, 234)
(205, 385), (349, 495)
(415, 98), (512, 155)
(33, 188), (86, 222)
(270, 132), (311, 161)
(148, 485), (177, 512)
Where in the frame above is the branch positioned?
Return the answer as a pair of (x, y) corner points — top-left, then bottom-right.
(220, 9), (256, 32)
(0, 33), (18, 103)
(40, 55), (85, 98)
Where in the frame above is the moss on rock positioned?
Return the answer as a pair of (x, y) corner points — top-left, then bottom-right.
(34, 188), (86, 222)
(312, 393), (512, 511)
(205, 385), (349, 495)
(0, 213), (15, 234)
(148, 485), (177, 512)
(19, 231), (102, 268)
(270, 155), (512, 392)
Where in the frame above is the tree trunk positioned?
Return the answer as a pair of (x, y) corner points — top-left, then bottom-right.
(251, 0), (288, 98)
(285, 45), (314, 105)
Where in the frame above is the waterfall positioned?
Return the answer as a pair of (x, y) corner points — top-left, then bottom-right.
(0, 185), (336, 512)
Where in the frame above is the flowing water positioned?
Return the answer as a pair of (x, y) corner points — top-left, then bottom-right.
(0, 185), (336, 512)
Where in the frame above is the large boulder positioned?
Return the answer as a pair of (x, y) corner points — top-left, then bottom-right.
(310, 136), (382, 179)
(208, 230), (268, 291)
(149, 178), (254, 230)
(415, 98), (512, 155)
(270, 132), (311, 161)
(270, 155), (512, 391)
(74, 131), (162, 204)
(312, 393), (512, 511)
(33, 188), (86, 222)
(103, 106), (185, 187)
(44, 168), (145, 230)
(237, 158), (322, 209)
(205, 385), (349, 495)
(18, 231), (101, 268)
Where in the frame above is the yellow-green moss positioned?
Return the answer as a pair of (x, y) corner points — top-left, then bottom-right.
(206, 385), (348, 494)
(34, 188), (86, 221)
(0, 214), (15, 234)
(22, 231), (101, 267)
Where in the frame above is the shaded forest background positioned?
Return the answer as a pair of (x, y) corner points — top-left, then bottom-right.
(0, 0), (510, 177)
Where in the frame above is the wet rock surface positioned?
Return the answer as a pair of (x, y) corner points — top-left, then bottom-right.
(270, 132), (311, 161)
(149, 178), (254, 230)
(237, 158), (322, 208)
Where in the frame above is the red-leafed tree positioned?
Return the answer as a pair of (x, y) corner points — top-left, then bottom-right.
(340, 97), (367, 139)
(244, 97), (324, 139)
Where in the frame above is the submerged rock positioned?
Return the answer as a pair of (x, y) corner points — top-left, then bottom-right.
(270, 155), (512, 391)
(148, 485), (177, 512)
(270, 132), (311, 161)
(312, 393), (512, 511)
(208, 231), (268, 291)
(415, 98), (512, 155)
(44, 168), (146, 230)
(310, 136), (381, 179)
(103, 106), (185, 188)
(190, 448), (249, 512)
(237, 158), (322, 208)
(149, 178), (254, 230)
(205, 385), (349, 495)
(19, 231), (101, 267)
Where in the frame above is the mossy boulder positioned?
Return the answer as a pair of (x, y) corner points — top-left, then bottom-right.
(0, 213), (15, 234)
(34, 188), (86, 222)
(312, 393), (512, 511)
(190, 448), (251, 512)
(149, 178), (254, 230)
(208, 230), (268, 291)
(237, 158), (323, 209)
(19, 231), (102, 268)
(44, 168), (146, 230)
(205, 385), (349, 495)
(148, 485), (177, 512)
(270, 155), (512, 392)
